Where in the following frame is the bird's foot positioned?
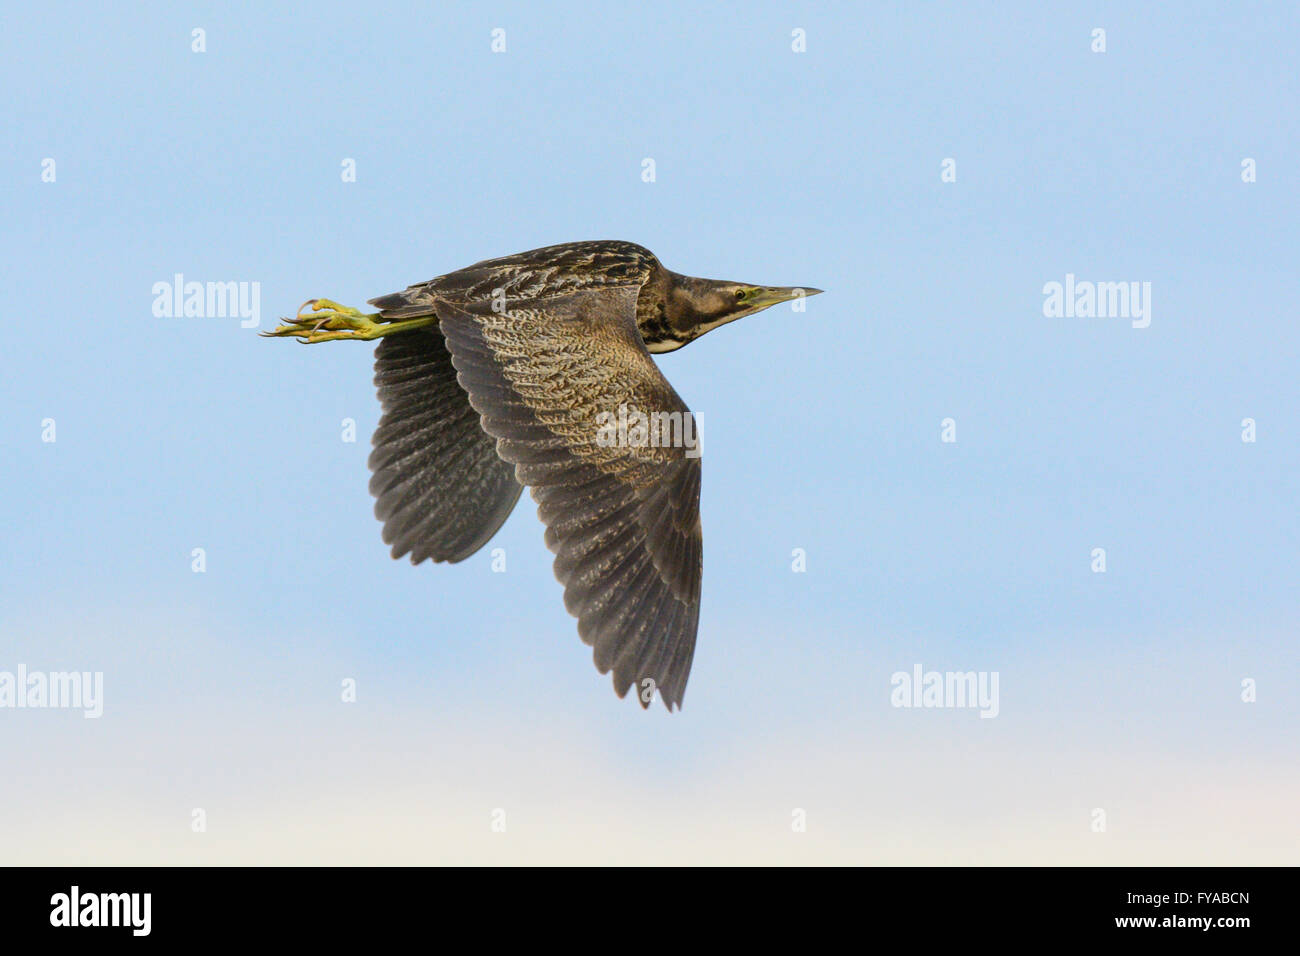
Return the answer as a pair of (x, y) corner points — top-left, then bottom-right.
(260, 299), (435, 343)
(260, 299), (381, 343)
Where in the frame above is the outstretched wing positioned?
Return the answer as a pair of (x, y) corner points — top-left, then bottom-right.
(369, 328), (523, 564)
(435, 288), (703, 709)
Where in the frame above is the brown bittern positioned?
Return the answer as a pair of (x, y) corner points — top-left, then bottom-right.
(263, 240), (821, 709)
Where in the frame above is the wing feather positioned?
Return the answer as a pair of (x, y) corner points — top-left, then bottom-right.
(368, 328), (523, 565)
(435, 289), (703, 709)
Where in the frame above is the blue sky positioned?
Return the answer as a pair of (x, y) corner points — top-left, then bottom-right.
(1, 1), (1296, 863)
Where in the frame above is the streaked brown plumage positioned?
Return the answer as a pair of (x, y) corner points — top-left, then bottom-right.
(325, 241), (819, 709)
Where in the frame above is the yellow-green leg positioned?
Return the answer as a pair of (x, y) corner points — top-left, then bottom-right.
(260, 298), (437, 343)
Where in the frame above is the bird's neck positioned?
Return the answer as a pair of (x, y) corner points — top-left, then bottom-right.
(636, 268), (689, 353)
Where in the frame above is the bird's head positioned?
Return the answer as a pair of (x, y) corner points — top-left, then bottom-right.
(663, 274), (823, 349)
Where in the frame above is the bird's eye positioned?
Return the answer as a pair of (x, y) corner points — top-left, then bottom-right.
(734, 289), (746, 300)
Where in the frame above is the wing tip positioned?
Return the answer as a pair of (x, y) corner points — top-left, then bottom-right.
(367, 292), (406, 310)
(606, 667), (687, 712)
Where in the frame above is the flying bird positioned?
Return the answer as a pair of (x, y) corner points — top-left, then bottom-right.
(263, 240), (820, 709)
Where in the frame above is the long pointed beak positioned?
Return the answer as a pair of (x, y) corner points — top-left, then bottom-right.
(749, 286), (824, 310)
